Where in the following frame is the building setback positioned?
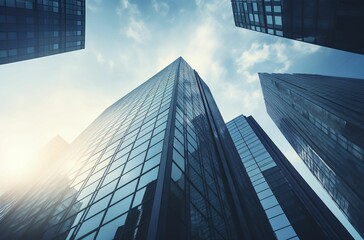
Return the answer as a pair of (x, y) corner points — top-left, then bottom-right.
(0, 57), (275, 239)
(0, 0), (85, 65)
(230, 0), (364, 55)
(226, 115), (353, 240)
(259, 73), (364, 238)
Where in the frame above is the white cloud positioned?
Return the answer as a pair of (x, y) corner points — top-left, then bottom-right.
(87, 0), (103, 12)
(125, 18), (148, 42)
(185, 19), (224, 83)
(292, 40), (321, 54)
(242, 89), (262, 111)
(117, 0), (149, 43)
(221, 82), (262, 112)
(152, 0), (169, 16)
(117, 0), (139, 16)
(271, 42), (291, 72)
(237, 43), (271, 69)
(95, 52), (105, 63)
(236, 40), (320, 83)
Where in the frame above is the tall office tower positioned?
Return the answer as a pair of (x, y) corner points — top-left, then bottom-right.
(259, 73), (364, 238)
(0, 135), (69, 225)
(230, 0), (364, 55)
(0, 0), (85, 65)
(0, 57), (276, 240)
(226, 115), (353, 239)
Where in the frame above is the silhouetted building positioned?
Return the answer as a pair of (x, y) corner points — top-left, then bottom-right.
(260, 73), (364, 238)
(0, 0), (85, 64)
(231, 0), (364, 54)
(0, 135), (71, 239)
(0, 58), (276, 239)
(227, 114), (353, 239)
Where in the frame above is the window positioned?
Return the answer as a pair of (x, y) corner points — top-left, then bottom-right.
(137, 167), (159, 190)
(104, 195), (132, 223)
(253, 2), (257, 11)
(76, 212), (104, 238)
(275, 226), (297, 239)
(0, 50), (7, 58)
(269, 214), (290, 230)
(0, 32), (6, 40)
(260, 195), (278, 210)
(274, 6), (281, 13)
(98, 214), (127, 239)
(6, 0), (15, 7)
(8, 32), (16, 40)
(27, 47), (34, 54)
(254, 14), (259, 23)
(25, 0), (32, 9)
(266, 15), (273, 24)
(276, 30), (283, 36)
(274, 16), (282, 26)
(112, 179), (137, 205)
(9, 49), (17, 56)
(265, 205), (283, 218)
(86, 195), (111, 219)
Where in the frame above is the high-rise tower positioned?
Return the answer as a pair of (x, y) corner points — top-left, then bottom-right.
(0, 58), (274, 240)
(226, 114), (353, 239)
(259, 73), (364, 238)
(0, 0), (85, 64)
(230, 0), (364, 55)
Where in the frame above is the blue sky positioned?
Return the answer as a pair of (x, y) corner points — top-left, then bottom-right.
(0, 0), (363, 238)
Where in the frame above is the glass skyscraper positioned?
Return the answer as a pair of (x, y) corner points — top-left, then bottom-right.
(260, 73), (364, 238)
(226, 115), (353, 240)
(230, 0), (364, 55)
(0, 0), (85, 65)
(0, 57), (277, 239)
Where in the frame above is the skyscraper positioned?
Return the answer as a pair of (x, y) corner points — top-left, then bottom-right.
(0, 0), (85, 65)
(226, 115), (353, 239)
(0, 135), (69, 226)
(259, 73), (364, 238)
(0, 57), (275, 239)
(230, 0), (364, 55)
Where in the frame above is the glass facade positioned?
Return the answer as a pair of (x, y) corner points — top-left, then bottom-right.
(231, 0), (364, 55)
(0, 57), (277, 239)
(226, 115), (353, 240)
(259, 73), (364, 238)
(0, 0), (85, 65)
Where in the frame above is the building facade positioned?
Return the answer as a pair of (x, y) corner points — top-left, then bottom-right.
(0, 0), (85, 65)
(226, 115), (353, 239)
(259, 73), (364, 238)
(0, 57), (275, 239)
(230, 0), (364, 55)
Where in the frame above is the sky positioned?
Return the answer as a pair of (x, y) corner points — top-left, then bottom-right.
(0, 0), (364, 238)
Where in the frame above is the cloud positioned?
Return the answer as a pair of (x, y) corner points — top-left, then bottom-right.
(292, 40), (321, 54)
(152, 0), (169, 16)
(185, 18), (224, 83)
(236, 41), (291, 81)
(118, 0), (139, 16)
(236, 40), (320, 83)
(87, 0), (103, 12)
(237, 42), (271, 69)
(125, 18), (148, 42)
(95, 52), (105, 63)
(117, 0), (149, 42)
(220, 82), (262, 113)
